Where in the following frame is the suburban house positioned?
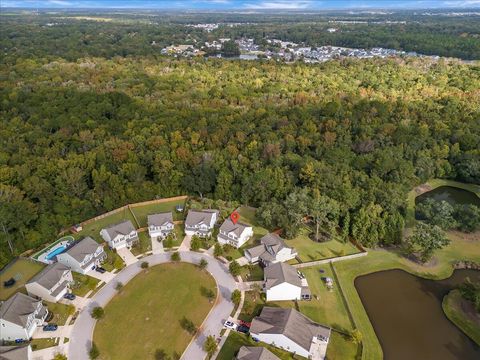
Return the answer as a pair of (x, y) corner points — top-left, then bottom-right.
(250, 307), (331, 360)
(236, 346), (280, 360)
(0, 345), (32, 360)
(184, 209), (219, 237)
(56, 237), (106, 274)
(245, 233), (297, 265)
(264, 262), (310, 301)
(217, 218), (254, 248)
(0, 293), (48, 341)
(25, 263), (73, 303)
(147, 212), (174, 240)
(100, 220), (139, 250)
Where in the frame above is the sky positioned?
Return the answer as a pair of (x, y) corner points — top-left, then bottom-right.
(3, 0), (480, 10)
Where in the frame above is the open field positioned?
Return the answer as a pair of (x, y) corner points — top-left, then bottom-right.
(93, 263), (216, 360)
(0, 258), (44, 300)
(287, 227), (360, 263)
(130, 198), (187, 226)
(443, 290), (480, 346)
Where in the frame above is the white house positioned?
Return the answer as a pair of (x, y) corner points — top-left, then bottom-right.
(147, 212), (174, 241)
(236, 346), (279, 360)
(56, 237), (106, 274)
(250, 307), (331, 360)
(184, 209), (218, 237)
(0, 293), (48, 341)
(245, 233), (297, 265)
(25, 263), (73, 303)
(100, 220), (138, 250)
(264, 262), (310, 302)
(0, 345), (32, 360)
(217, 218), (253, 248)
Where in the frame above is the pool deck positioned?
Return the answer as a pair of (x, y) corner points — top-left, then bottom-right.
(33, 236), (74, 264)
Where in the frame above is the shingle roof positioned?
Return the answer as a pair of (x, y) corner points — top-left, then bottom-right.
(185, 209), (218, 227)
(219, 218), (251, 238)
(245, 233), (294, 262)
(237, 346), (279, 360)
(147, 212), (173, 227)
(0, 345), (30, 360)
(250, 307), (331, 352)
(103, 220), (136, 239)
(64, 237), (101, 262)
(27, 262), (70, 290)
(0, 293), (42, 328)
(264, 262), (302, 290)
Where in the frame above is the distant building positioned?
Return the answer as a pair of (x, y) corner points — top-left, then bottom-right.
(184, 209), (219, 237)
(56, 237), (106, 274)
(245, 233), (297, 266)
(26, 263), (73, 302)
(264, 262), (310, 301)
(0, 293), (48, 341)
(100, 220), (139, 250)
(217, 218), (253, 248)
(236, 346), (279, 360)
(148, 212), (174, 241)
(250, 307), (331, 359)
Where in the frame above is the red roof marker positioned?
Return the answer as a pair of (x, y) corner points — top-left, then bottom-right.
(230, 211), (240, 225)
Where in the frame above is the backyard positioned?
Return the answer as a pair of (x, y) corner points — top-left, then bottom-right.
(70, 272), (100, 297)
(0, 258), (45, 300)
(129, 197), (187, 226)
(130, 232), (152, 256)
(93, 262), (217, 360)
(45, 301), (75, 325)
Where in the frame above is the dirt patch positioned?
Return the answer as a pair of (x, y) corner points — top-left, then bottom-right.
(448, 230), (480, 242)
(406, 253), (439, 268)
(414, 184), (433, 196)
(459, 297), (480, 325)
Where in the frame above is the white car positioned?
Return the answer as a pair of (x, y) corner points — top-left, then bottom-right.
(223, 320), (237, 330)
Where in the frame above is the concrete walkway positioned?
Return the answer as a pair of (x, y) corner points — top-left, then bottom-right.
(68, 252), (237, 360)
(116, 247), (137, 266)
(86, 269), (115, 283)
(151, 236), (164, 254)
(179, 235), (192, 251)
(236, 256), (249, 266)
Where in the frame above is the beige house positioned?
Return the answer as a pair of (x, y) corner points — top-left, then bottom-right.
(25, 263), (73, 302)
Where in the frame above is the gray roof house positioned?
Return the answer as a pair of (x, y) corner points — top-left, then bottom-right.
(264, 262), (310, 301)
(250, 307), (331, 360)
(25, 263), (73, 303)
(245, 233), (297, 265)
(184, 209), (219, 237)
(148, 212), (174, 240)
(217, 218), (253, 248)
(0, 293), (48, 341)
(0, 345), (32, 360)
(100, 220), (138, 250)
(56, 237), (106, 274)
(236, 346), (279, 360)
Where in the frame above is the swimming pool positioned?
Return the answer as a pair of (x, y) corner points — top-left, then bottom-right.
(45, 245), (67, 260)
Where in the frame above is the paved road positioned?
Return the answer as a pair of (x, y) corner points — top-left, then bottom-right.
(68, 251), (236, 360)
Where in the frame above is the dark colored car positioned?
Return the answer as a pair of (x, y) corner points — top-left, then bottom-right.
(237, 325), (250, 334)
(63, 293), (76, 300)
(95, 266), (106, 274)
(3, 278), (15, 287)
(43, 324), (58, 331)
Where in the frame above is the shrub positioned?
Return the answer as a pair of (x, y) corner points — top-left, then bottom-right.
(229, 260), (241, 277)
(198, 258), (208, 269)
(154, 349), (170, 360)
(171, 251), (181, 262)
(190, 236), (201, 251)
(90, 306), (104, 320)
(180, 316), (197, 334)
(52, 354), (67, 360)
(203, 335), (218, 358)
(213, 243), (223, 257)
(89, 343), (100, 359)
(115, 282), (123, 291)
(200, 286), (216, 302)
(141, 261), (149, 269)
(231, 289), (241, 306)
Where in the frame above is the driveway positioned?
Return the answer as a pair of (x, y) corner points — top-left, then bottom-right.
(68, 252), (236, 360)
(151, 236), (164, 254)
(86, 269), (115, 283)
(33, 325), (72, 339)
(179, 235), (192, 251)
(236, 256), (249, 266)
(116, 247), (138, 266)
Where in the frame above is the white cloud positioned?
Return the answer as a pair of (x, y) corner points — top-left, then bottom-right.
(443, 0), (480, 6)
(244, 1), (314, 9)
(47, 0), (73, 5)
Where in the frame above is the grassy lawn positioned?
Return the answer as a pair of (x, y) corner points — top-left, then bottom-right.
(74, 207), (138, 243)
(217, 331), (306, 360)
(70, 272), (100, 297)
(0, 258), (45, 300)
(30, 338), (59, 351)
(237, 206), (269, 238)
(442, 289), (480, 345)
(287, 227), (360, 263)
(240, 264), (264, 282)
(130, 232), (152, 256)
(130, 198), (187, 226)
(94, 263), (216, 360)
(102, 247), (125, 272)
(45, 301), (75, 325)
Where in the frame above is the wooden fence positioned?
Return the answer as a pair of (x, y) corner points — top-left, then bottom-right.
(293, 251), (368, 269)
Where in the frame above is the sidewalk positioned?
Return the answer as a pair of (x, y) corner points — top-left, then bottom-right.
(116, 247), (138, 266)
(179, 235), (192, 251)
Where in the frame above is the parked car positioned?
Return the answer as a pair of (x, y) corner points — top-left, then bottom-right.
(3, 278), (15, 287)
(223, 320), (237, 330)
(43, 324), (58, 331)
(95, 266), (106, 274)
(239, 320), (251, 328)
(14, 339), (26, 344)
(63, 293), (76, 300)
(237, 325), (250, 334)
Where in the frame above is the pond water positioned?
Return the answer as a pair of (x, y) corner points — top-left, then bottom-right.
(415, 186), (480, 207)
(355, 269), (480, 360)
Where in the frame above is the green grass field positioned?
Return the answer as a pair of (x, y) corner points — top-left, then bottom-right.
(93, 263), (216, 360)
(130, 232), (152, 256)
(71, 272), (100, 297)
(30, 338), (58, 351)
(45, 301), (75, 325)
(442, 290), (480, 345)
(0, 258), (45, 300)
(287, 227), (360, 263)
(130, 198), (187, 226)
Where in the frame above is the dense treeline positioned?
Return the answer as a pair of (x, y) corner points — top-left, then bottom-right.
(1, 51), (479, 267)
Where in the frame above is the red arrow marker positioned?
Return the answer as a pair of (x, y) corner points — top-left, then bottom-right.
(230, 211), (240, 225)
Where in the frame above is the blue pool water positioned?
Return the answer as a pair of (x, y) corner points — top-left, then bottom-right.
(46, 246), (67, 260)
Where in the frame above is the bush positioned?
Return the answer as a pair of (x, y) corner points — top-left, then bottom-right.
(190, 236), (201, 251)
(200, 286), (216, 302)
(213, 243), (223, 257)
(229, 260), (241, 277)
(171, 251), (181, 262)
(180, 316), (197, 334)
(155, 349), (170, 360)
(198, 258), (208, 269)
(141, 261), (149, 269)
(231, 289), (241, 306)
(203, 335), (218, 358)
(90, 306), (104, 320)
(164, 235), (174, 249)
(115, 282), (123, 291)
(52, 354), (67, 360)
(89, 343), (100, 359)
